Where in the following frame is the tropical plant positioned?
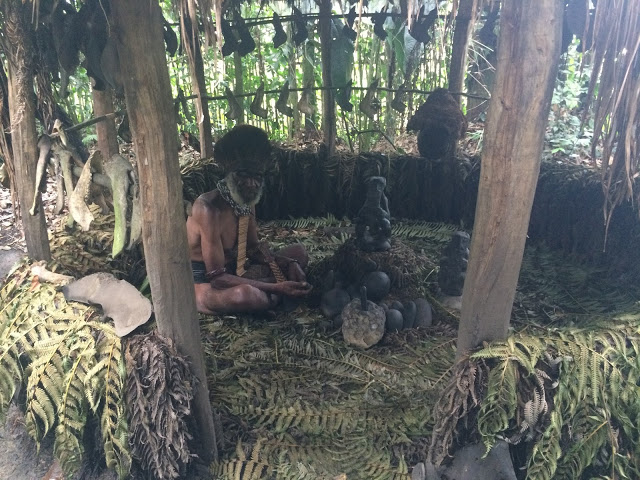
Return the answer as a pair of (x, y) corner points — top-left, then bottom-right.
(429, 314), (640, 480)
(0, 265), (130, 478)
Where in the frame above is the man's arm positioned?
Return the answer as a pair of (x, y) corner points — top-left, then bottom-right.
(196, 203), (309, 296)
(244, 214), (305, 282)
(193, 198), (228, 276)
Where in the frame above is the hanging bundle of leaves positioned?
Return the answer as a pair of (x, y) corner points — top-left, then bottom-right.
(126, 333), (197, 480)
(584, 0), (640, 244)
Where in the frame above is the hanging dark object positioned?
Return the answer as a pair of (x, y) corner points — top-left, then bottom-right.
(250, 81), (269, 118)
(292, 6), (308, 45)
(50, 0), (80, 95)
(220, 17), (238, 57)
(343, 6), (357, 41)
(235, 13), (255, 56)
(336, 80), (354, 112)
(372, 7), (388, 40)
(391, 83), (407, 113)
(224, 87), (243, 120)
(343, 25), (357, 42)
(276, 81), (294, 117)
(163, 20), (178, 56)
(175, 88), (190, 124)
(346, 6), (357, 27)
(359, 78), (380, 120)
(76, 0), (111, 91)
(408, 6), (437, 44)
(297, 80), (315, 116)
(408, 88), (468, 159)
(272, 12), (287, 48)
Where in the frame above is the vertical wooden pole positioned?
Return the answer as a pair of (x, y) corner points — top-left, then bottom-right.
(5, 1), (51, 261)
(448, 0), (479, 103)
(111, 0), (217, 461)
(319, 0), (336, 154)
(180, 0), (214, 157)
(233, 51), (245, 125)
(92, 88), (119, 158)
(457, 0), (563, 357)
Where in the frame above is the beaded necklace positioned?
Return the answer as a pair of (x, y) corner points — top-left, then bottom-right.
(216, 178), (253, 217)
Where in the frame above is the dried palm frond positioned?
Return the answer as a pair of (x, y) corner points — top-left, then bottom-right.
(126, 333), (197, 480)
(584, 0), (640, 245)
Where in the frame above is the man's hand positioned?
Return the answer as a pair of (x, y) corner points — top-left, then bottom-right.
(287, 261), (307, 283)
(276, 280), (312, 297)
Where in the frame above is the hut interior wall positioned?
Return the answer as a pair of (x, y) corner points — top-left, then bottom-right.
(180, 150), (640, 281)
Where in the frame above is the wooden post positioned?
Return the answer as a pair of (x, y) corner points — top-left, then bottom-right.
(448, 0), (479, 103)
(180, 0), (214, 158)
(302, 42), (318, 131)
(5, 1), (51, 261)
(233, 51), (245, 125)
(456, 0), (563, 356)
(111, 0), (217, 461)
(92, 88), (119, 158)
(319, 0), (336, 154)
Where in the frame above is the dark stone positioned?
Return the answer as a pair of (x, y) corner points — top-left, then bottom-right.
(385, 309), (404, 332)
(411, 462), (426, 480)
(390, 300), (404, 311)
(320, 288), (351, 319)
(402, 300), (416, 329)
(442, 441), (517, 480)
(414, 298), (433, 328)
(346, 283), (359, 300)
(438, 231), (470, 296)
(354, 176), (392, 252)
(362, 271), (391, 302)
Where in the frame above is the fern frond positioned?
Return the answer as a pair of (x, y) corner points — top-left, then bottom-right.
(54, 346), (90, 475)
(211, 439), (272, 480)
(477, 359), (518, 451)
(553, 409), (610, 480)
(0, 269), (131, 479)
(526, 409), (563, 480)
(391, 221), (458, 242)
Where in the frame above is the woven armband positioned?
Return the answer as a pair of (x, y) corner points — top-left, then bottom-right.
(205, 267), (226, 281)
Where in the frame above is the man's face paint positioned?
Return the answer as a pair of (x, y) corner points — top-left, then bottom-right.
(228, 171), (264, 206)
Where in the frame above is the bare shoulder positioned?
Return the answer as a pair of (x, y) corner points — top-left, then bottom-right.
(192, 191), (224, 219)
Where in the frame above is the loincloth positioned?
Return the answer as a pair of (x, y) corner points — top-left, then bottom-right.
(191, 260), (208, 284)
(191, 260), (273, 284)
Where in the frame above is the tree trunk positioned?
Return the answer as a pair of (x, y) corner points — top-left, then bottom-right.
(5, 1), (51, 261)
(92, 88), (119, 158)
(111, 0), (217, 461)
(302, 42), (317, 131)
(385, 43), (396, 137)
(319, 0), (336, 154)
(466, 2), (500, 120)
(448, 0), (479, 103)
(233, 51), (245, 124)
(287, 22), (300, 137)
(180, 0), (214, 158)
(456, 0), (563, 357)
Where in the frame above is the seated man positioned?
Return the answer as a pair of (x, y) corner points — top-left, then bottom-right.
(187, 124), (312, 314)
